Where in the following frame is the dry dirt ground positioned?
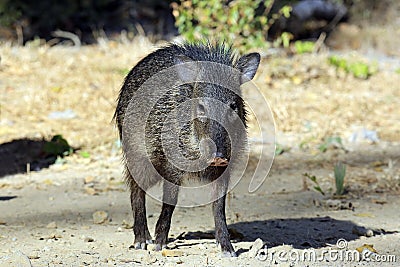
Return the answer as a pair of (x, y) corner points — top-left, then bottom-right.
(1, 21), (400, 266)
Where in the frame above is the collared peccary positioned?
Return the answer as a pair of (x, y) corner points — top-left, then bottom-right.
(114, 41), (260, 257)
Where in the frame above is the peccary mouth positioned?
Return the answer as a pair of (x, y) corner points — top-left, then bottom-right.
(209, 157), (229, 167)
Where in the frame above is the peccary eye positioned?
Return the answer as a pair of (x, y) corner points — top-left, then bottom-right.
(229, 102), (238, 111)
(197, 102), (206, 116)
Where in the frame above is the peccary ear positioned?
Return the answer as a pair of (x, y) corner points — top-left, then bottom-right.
(236, 52), (261, 84)
(174, 55), (199, 83)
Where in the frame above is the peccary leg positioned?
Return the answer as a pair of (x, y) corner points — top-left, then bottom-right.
(212, 175), (236, 257)
(130, 183), (152, 249)
(154, 181), (179, 251)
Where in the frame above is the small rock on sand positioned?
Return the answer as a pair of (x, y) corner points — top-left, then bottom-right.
(92, 210), (108, 224)
(46, 221), (57, 229)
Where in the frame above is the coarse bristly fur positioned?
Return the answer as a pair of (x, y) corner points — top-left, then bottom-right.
(114, 40), (260, 257)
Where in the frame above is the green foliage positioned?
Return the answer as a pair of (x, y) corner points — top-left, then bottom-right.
(0, 0), (21, 27)
(116, 67), (130, 76)
(328, 56), (377, 79)
(396, 68), (400, 74)
(318, 136), (344, 153)
(43, 134), (73, 157)
(294, 41), (315, 54)
(304, 173), (325, 195)
(275, 143), (290, 156)
(172, 0), (292, 51)
(334, 162), (346, 195)
(79, 151), (91, 158)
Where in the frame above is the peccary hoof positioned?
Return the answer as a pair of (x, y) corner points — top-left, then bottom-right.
(154, 243), (167, 251)
(221, 250), (237, 257)
(131, 242), (147, 250)
(130, 239), (152, 250)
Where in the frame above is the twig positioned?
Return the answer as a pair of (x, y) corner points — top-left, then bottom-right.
(313, 31), (326, 53)
(52, 30), (81, 47)
(16, 24), (23, 46)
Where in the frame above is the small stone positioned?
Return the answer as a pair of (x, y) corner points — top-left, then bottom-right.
(84, 237), (94, 242)
(84, 176), (95, 184)
(92, 211), (108, 224)
(248, 238), (264, 258)
(366, 229), (374, 237)
(28, 252), (40, 259)
(144, 256), (157, 264)
(46, 221), (57, 229)
(352, 226), (374, 237)
(85, 187), (97, 195)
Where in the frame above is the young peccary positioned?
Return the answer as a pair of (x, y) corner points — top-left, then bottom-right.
(114, 41), (260, 257)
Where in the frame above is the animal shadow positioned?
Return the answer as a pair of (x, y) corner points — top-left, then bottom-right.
(180, 216), (396, 252)
(0, 138), (68, 178)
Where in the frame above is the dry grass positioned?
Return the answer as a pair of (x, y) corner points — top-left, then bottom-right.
(0, 36), (399, 155)
(0, 37), (157, 150)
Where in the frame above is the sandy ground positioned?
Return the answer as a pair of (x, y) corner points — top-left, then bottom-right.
(0, 144), (399, 266)
(1, 17), (400, 266)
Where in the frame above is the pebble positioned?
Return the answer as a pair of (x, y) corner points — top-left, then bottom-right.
(84, 176), (95, 184)
(46, 221), (57, 229)
(84, 237), (95, 242)
(144, 256), (157, 264)
(352, 226), (374, 237)
(28, 252), (40, 260)
(92, 211), (108, 224)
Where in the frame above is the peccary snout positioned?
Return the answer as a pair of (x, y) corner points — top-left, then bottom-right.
(210, 152), (229, 167)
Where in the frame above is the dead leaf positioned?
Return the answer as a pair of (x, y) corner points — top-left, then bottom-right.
(356, 244), (377, 254)
(162, 249), (184, 257)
